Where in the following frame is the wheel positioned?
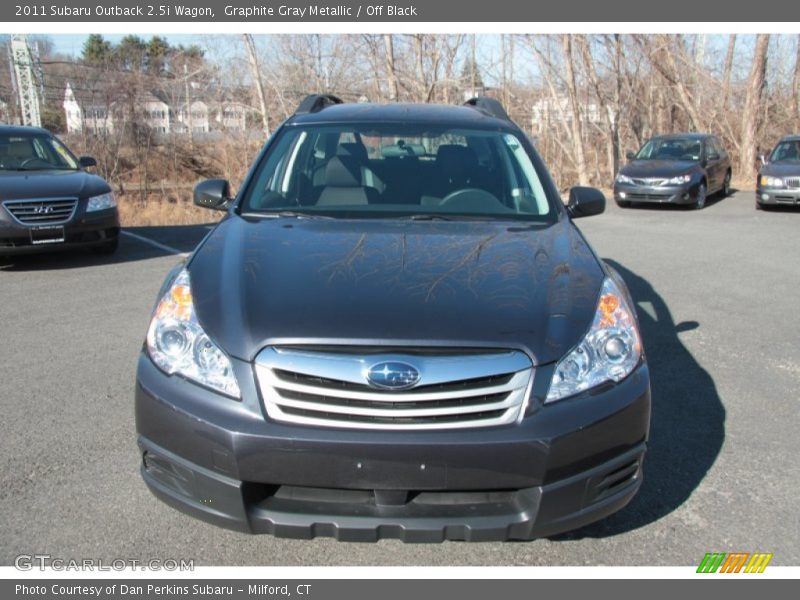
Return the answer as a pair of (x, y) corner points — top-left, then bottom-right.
(91, 237), (119, 255)
(694, 183), (707, 210)
(720, 171), (731, 197)
(616, 200), (631, 208)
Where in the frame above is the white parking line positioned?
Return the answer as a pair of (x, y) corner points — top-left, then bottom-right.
(120, 230), (189, 257)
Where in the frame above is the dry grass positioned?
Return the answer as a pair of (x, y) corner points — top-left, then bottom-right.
(117, 193), (223, 228)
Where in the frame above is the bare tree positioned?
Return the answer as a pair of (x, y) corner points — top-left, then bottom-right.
(383, 35), (400, 101)
(739, 34), (770, 181)
(722, 34), (736, 109)
(561, 35), (589, 185)
(243, 34), (269, 133)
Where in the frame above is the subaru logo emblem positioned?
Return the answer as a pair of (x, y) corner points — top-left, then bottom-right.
(366, 361), (421, 390)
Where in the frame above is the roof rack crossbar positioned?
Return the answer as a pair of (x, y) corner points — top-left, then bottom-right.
(463, 96), (510, 121)
(294, 94), (344, 115)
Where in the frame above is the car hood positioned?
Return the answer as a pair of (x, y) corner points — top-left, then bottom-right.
(188, 215), (606, 365)
(620, 160), (699, 178)
(760, 162), (800, 178)
(0, 170), (109, 200)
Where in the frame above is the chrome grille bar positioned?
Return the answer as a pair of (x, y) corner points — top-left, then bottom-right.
(2, 198), (78, 225)
(784, 177), (800, 189)
(255, 347), (533, 430)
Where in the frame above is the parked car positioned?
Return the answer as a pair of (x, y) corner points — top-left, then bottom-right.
(0, 125), (119, 259)
(756, 135), (800, 209)
(135, 95), (651, 542)
(613, 133), (731, 209)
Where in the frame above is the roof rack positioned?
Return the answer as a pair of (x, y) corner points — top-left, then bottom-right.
(463, 96), (510, 121)
(294, 94), (344, 115)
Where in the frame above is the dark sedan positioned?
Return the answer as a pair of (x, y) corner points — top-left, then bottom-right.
(756, 135), (800, 209)
(0, 126), (119, 259)
(613, 133), (732, 210)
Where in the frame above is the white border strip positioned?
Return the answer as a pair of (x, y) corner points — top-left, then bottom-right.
(2, 566), (799, 579)
(2, 21), (800, 34)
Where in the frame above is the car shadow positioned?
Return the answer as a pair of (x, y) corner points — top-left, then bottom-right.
(0, 223), (215, 272)
(549, 259), (725, 540)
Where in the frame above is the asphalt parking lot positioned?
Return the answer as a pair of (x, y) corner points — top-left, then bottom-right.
(1, 190), (798, 566)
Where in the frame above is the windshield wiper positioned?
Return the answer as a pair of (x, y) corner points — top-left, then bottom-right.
(9, 166), (75, 172)
(241, 210), (333, 220)
(406, 214), (462, 221)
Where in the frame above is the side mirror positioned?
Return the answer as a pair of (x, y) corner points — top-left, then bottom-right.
(567, 186), (605, 218)
(625, 150), (636, 161)
(194, 179), (232, 211)
(78, 156), (97, 168)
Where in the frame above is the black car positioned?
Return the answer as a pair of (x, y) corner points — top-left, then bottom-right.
(756, 135), (800, 209)
(0, 126), (119, 258)
(613, 133), (732, 210)
(135, 96), (651, 542)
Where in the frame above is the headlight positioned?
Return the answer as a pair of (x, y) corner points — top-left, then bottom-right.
(546, 277), (642, 403)
(616, 173), (633, 184)
(86, 192), (116, 212)
(760, 175), (785, 188)
(666, 174), (691, 185)
(146, 269), (240, 398)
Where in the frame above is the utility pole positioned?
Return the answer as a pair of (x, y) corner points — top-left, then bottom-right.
(10, 34), (42, 127)
(242, 34), (270, 135)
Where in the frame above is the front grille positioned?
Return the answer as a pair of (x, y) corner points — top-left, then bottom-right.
(255, 347), (533, 430)
(3, 198), (78, 225)
(784, 177), (800, 189)
(631, 177), (667, 186)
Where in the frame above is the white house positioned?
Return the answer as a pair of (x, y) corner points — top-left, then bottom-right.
(531, 96), (603, 132)
(141, 93), (171, 134)
(174, 99), (210, 134)
(214, 101), (249, 133)
(62, 81), (256, 137)
(63, 82), (116, 135)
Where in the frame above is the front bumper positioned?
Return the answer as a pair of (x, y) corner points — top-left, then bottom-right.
(756, 187), (800, 206)
(0, 208), (119, 256)
(613, 182), (698, 205)
(135, 352), (651, 542)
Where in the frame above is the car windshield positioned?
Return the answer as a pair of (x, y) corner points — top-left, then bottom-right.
(636, 138), (703, 162)
(239, 124), (556, 221)
(769, 141), (800, 162)
(0, 133), (80, 171)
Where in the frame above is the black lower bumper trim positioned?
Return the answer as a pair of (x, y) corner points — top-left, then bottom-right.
(139, 436), (646, 542)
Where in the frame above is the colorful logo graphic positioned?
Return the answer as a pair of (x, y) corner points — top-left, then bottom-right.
(697, 552), (773, 573)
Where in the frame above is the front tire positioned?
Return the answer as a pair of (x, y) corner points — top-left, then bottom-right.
(694, 183), (707, 210)
(616, 200), (631, 208)
(720, 171), (731, 197)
